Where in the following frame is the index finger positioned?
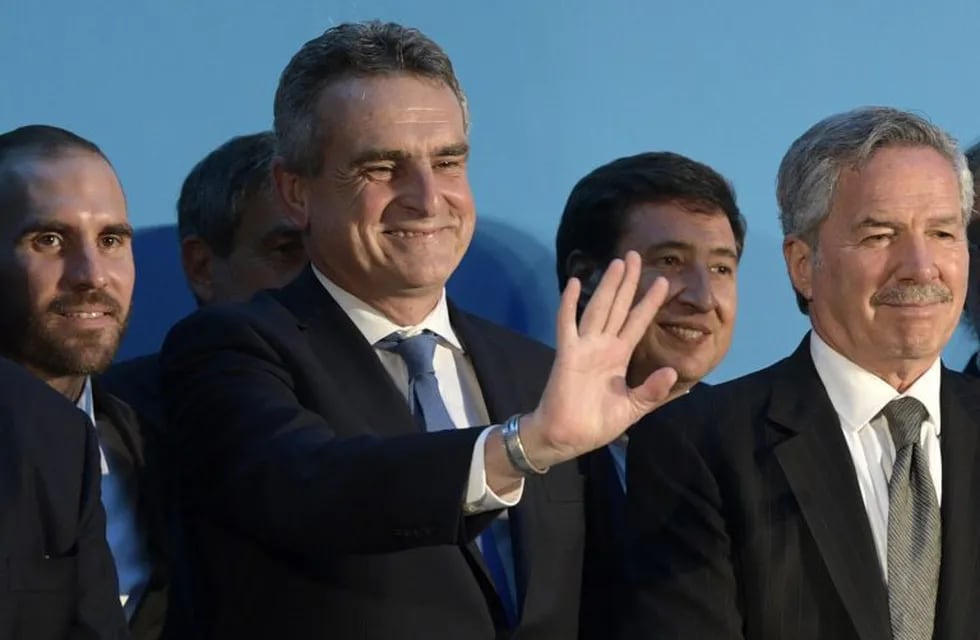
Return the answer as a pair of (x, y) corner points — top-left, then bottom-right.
(618, 275), (669, 347)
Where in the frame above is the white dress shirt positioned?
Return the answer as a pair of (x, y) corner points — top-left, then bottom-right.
(78, 376), (153, 620)
(809, 331), (942, 580)
(313, 267), (524, 512)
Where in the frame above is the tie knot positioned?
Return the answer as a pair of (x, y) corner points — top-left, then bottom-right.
(882, 396), (928, 450)
(377, 330), (440, 379)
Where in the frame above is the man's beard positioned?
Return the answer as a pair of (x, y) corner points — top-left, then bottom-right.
(15, 291), (129, 377)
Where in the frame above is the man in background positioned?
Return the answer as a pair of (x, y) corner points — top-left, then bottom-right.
(555, 150), (744, 638)
(101, 131), (307, 432)
(961, 141), (980, 377)
(0, 124), (170, 638)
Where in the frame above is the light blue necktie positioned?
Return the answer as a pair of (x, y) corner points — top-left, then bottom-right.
(377, 330), (517, 626)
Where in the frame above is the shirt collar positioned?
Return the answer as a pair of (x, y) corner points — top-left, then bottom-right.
(311, 265), (463, 351)
(76, 375), (96, 426)
(810, 330), (941, 435)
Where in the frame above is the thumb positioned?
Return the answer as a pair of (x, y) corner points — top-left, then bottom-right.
(628, 366), (678, 418)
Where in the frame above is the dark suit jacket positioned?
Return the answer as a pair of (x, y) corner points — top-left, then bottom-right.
(579, 381), (708, 640)
(622, 336), (980, 640)
(92, 383), (175, 639)
(0, 357), (128, 639)
(963, 351), (980, 378)
(159, 267), (586, 640)
(101, 355), (165, 440)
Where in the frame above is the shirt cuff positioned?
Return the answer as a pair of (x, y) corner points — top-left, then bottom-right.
(463, 426), (524, 513)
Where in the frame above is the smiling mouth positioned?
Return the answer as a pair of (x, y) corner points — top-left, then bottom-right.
(659, 323), (711, 342)
(57, 310), (114, 321)
(383, 228), (447, 239)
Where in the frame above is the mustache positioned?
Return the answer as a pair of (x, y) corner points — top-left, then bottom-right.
(870, 283), (953, 306)
(47, 291), (124, 317)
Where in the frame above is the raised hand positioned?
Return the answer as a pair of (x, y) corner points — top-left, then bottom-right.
(518, 250), (678, 469)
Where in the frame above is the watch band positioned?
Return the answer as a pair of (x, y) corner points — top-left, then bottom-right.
(501, 413), (549, 475)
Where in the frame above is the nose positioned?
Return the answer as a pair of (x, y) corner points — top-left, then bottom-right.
(895, 234), (939, 283)
(673, 265), (717, 313)
(64, 243), (108, 290)
(396, 164), (440, 218)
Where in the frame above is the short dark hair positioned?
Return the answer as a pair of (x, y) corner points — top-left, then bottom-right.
(274, 20), (467, 177)
(555, 151), (746, 290)
(0, 125), (110, 211)
(177, 131), (277, 258)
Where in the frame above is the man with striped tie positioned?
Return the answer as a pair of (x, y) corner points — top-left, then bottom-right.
(624, 107), (980, 640)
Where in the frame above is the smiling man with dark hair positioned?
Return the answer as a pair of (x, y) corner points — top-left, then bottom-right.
(555, 150), (744, 638)
(0, 124), (171, 639)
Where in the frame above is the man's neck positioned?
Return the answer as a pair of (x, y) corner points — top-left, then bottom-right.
(362, 295), (442, 327)
(627, 364), (697, 400)
(314, 264), (443, 326)
(811, 327), (936, 393)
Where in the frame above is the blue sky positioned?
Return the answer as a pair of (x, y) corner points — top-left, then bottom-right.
(3, 0), (978, 374)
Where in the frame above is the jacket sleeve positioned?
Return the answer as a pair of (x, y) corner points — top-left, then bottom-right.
(160, 306), (492, 561)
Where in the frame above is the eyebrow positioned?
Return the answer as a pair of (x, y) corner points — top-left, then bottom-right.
(18, 220), (134, 238)
(644, 240), (739, 260)
(348, 142), (470, 168)
(856, 214), (962, 230)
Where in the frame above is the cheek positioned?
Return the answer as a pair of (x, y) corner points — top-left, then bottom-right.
(717, 288), (737, 324)
(19, 260), (60, 303)
(112, 259), (136, 296)
(950, 249), (970, 292)
(443, 174), (474, 203)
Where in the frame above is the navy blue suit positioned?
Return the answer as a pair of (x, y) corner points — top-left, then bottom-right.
(159, 267), (587, 639)
(0, 357), (127, 639)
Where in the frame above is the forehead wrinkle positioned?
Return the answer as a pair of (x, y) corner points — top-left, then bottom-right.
(392, 118), (451, 125)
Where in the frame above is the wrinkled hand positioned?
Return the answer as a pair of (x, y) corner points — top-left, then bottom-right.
(521, 251), (677, 469)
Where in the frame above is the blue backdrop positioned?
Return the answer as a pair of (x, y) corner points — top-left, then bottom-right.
(3, 0), (978, 375)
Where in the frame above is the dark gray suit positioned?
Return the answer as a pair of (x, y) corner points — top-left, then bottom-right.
(623, 336), (980, 640)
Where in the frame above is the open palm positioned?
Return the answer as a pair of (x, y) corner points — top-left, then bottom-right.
(525, 251), (678, 466)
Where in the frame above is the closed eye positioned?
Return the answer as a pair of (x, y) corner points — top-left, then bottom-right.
(363, 165), (395, 180)
(861, 233), (893, 245)
(434, 158), (465, 170)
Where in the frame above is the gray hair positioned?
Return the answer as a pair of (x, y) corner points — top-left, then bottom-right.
(273, 20), (469, 177)
(777, 106), (974, 312)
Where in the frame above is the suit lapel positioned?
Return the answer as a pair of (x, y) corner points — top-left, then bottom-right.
(274, 268), (417, 438)
(961, 352), (980, 378)
(90, 385), (171, 631)
(933, 370), (980, 639)
(769, 337), (891, 640)
(0, 415), (18, 554)
(450, 305), (540, 625)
